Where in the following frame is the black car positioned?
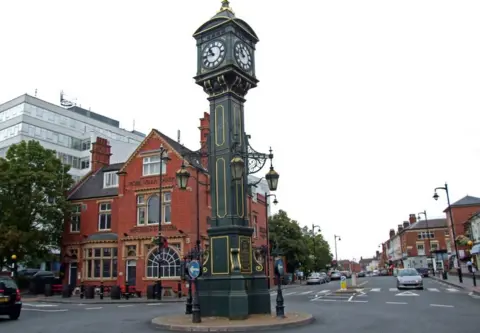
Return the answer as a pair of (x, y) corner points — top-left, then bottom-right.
(0, 276), (22, 320)
(357, 271), (366, 277)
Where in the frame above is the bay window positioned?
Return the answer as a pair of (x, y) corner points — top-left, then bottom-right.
(84, 247), (118, 279)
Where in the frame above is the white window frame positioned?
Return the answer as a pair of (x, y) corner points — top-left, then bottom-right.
(137, 195), (146, 226)
(163, 192), (171, 224)
(70, 205), (81, 233)
(142, 155), (167, 177)
(98, 203), (112, 231)
(416, 243), (425, 256)
(103, 171), (119, 188)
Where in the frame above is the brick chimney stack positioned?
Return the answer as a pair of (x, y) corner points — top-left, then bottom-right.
(409, 214), (417, 225)
(397, 224), (403, 233)
(91, 137), (111, 172)
(199, 112), (210, 167)
(389, 229), (395, 238)
(403, 221), (409, 229)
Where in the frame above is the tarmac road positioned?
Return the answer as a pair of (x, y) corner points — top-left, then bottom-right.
(1, 276), (479, 333)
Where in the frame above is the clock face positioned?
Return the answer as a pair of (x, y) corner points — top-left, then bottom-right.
(202, 41), (226, 69)
(234, 42), (252, 71)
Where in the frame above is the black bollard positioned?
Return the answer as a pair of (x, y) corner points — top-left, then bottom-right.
(100, 282), (104, 300)
(185, 278), (193, 314)
(275, 275), (285, 318)
(155, 280), (162, 300)
(177, 282), (182, 298)
(473, 272), (477, 287)
(80, 282), (85, 299)
(192, 278), (201, 323)
(125, 281), (129, 300)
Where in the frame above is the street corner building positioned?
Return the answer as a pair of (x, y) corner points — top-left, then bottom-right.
(60, 125), (269, 297)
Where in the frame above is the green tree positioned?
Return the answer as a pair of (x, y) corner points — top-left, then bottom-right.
(268, 210), (309, 272)
(0, 140), (73, 270)
(303, 233), (333, 273)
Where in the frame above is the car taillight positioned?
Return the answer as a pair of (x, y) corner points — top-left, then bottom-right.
(15, 289), (21, 301)
(0, 289), (4, 295)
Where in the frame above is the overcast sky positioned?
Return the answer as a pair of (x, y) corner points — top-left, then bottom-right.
(1, 0), (480, 261)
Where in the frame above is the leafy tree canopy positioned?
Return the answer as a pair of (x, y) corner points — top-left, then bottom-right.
(300, 229), (333, 274)
(268, 210), (310, 272)
(0, 140), (73, 270)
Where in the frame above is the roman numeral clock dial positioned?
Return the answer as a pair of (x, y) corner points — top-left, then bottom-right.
(202, 41), (226, 69)
(234, 42), (252, 71)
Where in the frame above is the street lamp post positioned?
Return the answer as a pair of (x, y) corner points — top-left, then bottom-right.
(433, 183), (463, 283)
(418, 210), (435, 275)
(264, 193), (278, 290)
(334, 235), (341, 266)
(311, 225), (321, 272)
(176, 161), (209, 320)
(271, 237), (285, 318)
(155, 145), (171, 300)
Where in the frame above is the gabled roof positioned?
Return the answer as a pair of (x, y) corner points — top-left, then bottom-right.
(406, 218), (447, 230)
(68, 163), (124, 201)
(444, 195), (480, 212)
(119, 129), (205, 174)
(68, 129), (206, 201)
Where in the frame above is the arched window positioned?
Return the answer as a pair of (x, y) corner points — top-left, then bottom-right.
(147, 195), (159, 224)
(146, 246), (181, 278)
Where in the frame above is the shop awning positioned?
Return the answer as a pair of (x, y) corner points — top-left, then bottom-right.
(471, 244), (480, 255)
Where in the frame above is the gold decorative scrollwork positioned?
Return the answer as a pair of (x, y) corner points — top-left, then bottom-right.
(230, 248), (241, 272)
(255, 265), (263, 272)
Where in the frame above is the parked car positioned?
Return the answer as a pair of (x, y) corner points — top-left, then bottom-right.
(396, 268), (424, 290)
(380, 269), (389, 276)
(415, 268), (429, 277)
(306, 273), (324, 285)
(330, 271), (342, 280)
(319, 272), (330, 282)
(357, 271), (366, 278)
(0, 276), (22, 320)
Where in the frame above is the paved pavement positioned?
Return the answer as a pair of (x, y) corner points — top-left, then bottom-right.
(2, 277), (480, 332)
(430, 272), (480, 294)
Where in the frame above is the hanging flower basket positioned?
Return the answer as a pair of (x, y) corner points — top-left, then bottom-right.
(455, 235), (472, 246)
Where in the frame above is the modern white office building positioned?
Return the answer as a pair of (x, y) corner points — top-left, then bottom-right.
(0, 94), (145, 183)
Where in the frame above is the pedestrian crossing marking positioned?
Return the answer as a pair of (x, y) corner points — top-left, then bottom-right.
(428, 288), (440, 292)
(371, 288), (381, 292)
(389, 288), (398, 292)
(299, 290), (314, 295)
(446, 288), (459, 292)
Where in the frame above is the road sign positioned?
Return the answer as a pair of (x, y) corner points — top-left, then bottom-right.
(275, 258), (285, 276)
(340, 275), (347, 290)
(395, 291), (419, 296)
(188, 260), (201, 279)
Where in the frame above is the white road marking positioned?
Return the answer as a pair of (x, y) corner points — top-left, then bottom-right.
(386, 301), (407, 305)
(299, 291), (314, 295)
(349, 300), (368, 303)
(389, 288), (398, 292)
(318, 290), (331, 294)
(23, 308), (68, 312)
(395, 291), (419, 296)
(348, 296), (353, 302)
(85, 307), (103, 310)
(23, 303), (58, 307)
(371, 288), (381, 292)
(283, 292), (296, 296)
(147, 303), (164, 306)
(358, 281), (369, 286)
(430, 304), (454, 308)
(311, 298), (338, 302)
(446, 288), (459, 292)
(118, 305), (134, 308)
(428, 288), (440, 292)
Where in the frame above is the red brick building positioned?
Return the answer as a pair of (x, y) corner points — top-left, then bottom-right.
(61, 120), (269, 295)
(443, 195), (480, 262)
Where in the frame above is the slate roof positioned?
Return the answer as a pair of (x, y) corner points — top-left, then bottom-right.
(67, 129), (206, 201)
(68, 163), (124, 201)
(451, 195), (480, 207)
(407, 218), (447, 230)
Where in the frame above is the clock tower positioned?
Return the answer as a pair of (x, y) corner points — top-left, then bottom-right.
(193, 1), (270, 319)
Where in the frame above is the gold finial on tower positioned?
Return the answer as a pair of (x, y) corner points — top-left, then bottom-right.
(219, 0), (234, 13)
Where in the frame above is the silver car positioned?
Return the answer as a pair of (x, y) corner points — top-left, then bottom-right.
(306, 273), (324, 285)
(396, 268), (424, 290)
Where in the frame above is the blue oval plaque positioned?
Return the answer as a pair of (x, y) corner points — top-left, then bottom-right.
(275, 258), (284, 276)
(188, 260), (201, 279)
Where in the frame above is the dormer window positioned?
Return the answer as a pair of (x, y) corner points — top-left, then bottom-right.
(143, 155), (167, 176)
(104, 171), (119, 188)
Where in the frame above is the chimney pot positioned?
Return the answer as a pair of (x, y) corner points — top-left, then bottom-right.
(409, 213), (417, 224)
